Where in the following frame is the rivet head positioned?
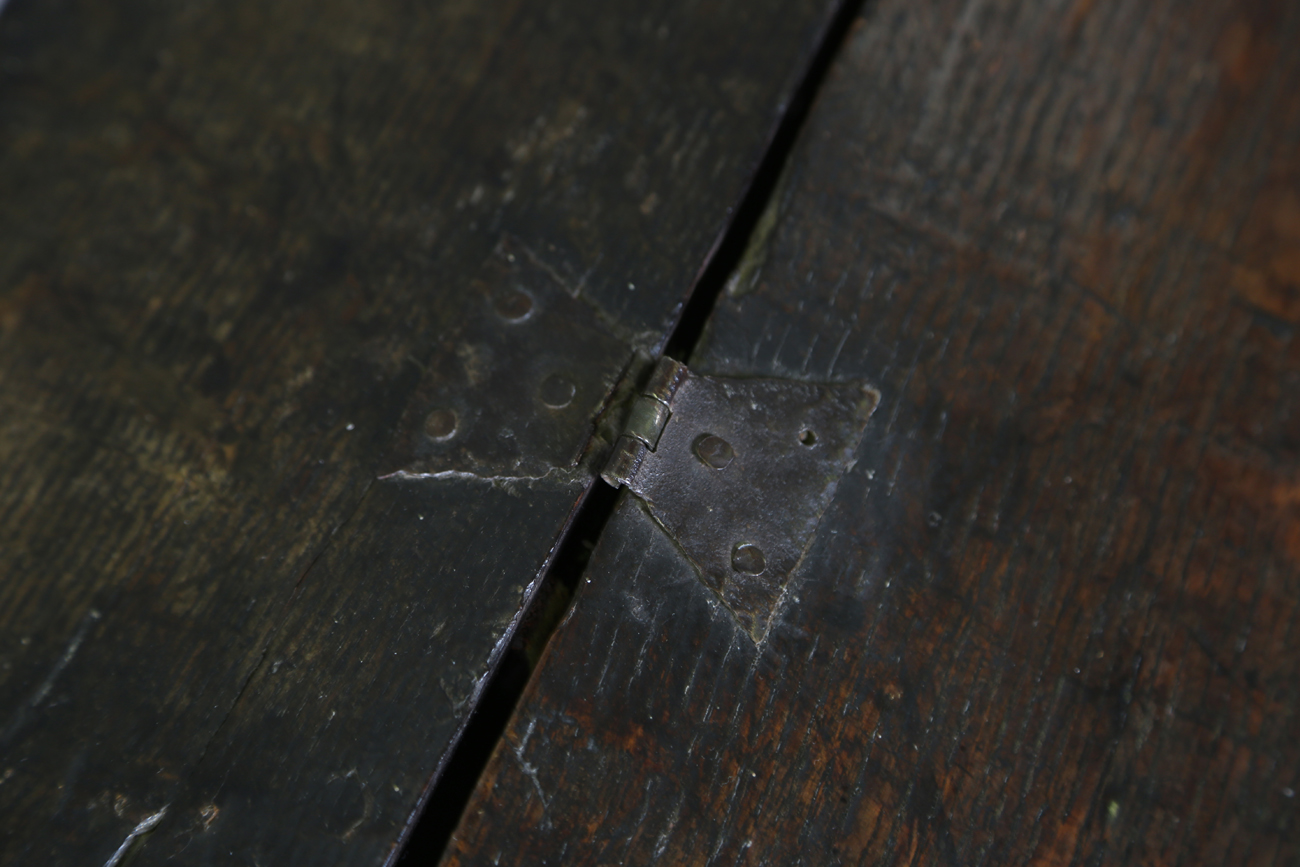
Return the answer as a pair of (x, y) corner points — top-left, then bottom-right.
(538, 373), (576, 409)
(694, 434), (735, 470)
(731, 543), (766, 575)
(493, 288), (534, 322)
(424, 408), (458, 441)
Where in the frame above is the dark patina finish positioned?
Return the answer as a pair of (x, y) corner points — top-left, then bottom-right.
(0, 0), (847, 863)
(604, 357), (879, 640)
(447, 0), (1300, 863)
(382, 236), (632, 483)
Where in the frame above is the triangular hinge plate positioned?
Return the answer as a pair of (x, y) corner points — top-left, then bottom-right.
(602, 358), (879, 641)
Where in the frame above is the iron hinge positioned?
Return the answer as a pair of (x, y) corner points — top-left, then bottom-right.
(601, 357), (879, 641)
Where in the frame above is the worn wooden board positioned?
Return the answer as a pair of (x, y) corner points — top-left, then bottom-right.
(446, 0), (1300, 863)
(0, 0), (845, 863)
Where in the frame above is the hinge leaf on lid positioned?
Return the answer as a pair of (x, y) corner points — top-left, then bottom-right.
(603, 357), (880, 642)
(381, 235), (632, 483)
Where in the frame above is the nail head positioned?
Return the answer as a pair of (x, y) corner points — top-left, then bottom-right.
(424, 408), (458, 441)
(493, 288), (534, 322)
(731, 543), (766, 575)
(539, 373), (576, 409)
(694, 434), (735, 470)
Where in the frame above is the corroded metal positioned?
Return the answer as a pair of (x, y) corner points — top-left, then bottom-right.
(603, 358), (879, 640)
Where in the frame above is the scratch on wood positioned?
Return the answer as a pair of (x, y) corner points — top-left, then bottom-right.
(0, 608), (101, 745)
(102, 805), (167, 867)
(512, 751), (549, 815)
(377, 468), (574, 487)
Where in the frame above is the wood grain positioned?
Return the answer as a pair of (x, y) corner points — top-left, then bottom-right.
(0, 0), (842, 863)
(446, 0), (1300, 863)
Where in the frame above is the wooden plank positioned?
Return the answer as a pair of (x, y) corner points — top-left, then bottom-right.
(445, 0), (1300, 863)
(0, 1), (844, 863)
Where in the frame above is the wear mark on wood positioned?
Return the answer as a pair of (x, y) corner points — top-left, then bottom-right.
(603, 358), (879, 641)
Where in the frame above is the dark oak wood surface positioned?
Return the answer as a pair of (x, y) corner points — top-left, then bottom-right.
(446, 0), (1300, 863)
(0, 1), (844, 863)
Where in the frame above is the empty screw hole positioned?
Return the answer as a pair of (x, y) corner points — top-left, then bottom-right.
(799, 429), (817, 446)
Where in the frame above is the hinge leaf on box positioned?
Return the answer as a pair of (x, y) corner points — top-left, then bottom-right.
(603, 358), (880, 641)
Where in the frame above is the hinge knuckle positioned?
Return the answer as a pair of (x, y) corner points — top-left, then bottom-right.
(624, 395), (671, 449)
(601, 356), (689, 486)
(600, 437), (646, 488)
(644, 356), (689, 403)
